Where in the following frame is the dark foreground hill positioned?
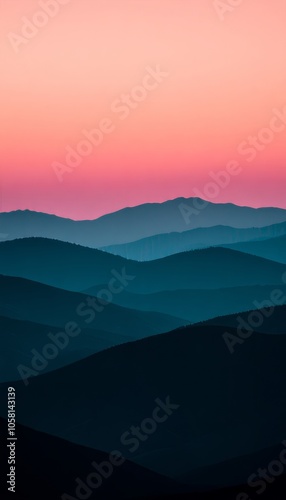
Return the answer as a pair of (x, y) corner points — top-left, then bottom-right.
(0, 417), (185, 500)
(1, 305), (285, 487)
(1, 416), (286, 500)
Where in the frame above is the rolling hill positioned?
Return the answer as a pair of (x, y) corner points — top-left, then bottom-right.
(0, 416), (185, 500)
(0, 275), (187, 333)
(0, 275), (189, 382)
(0, 315), (133, 382)
(101, 221), (286, 261)
(222, 234), (286, 264)
(2, 305), (285, 482)
(1, 415), (285, 499)
(0, 238), (285, 293)
(84, 283), (286, 324)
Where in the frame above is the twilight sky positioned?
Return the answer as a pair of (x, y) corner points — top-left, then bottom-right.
(0, 0), (286, 219)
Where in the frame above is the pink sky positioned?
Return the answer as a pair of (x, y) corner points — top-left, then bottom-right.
(0, 0), (286, 219)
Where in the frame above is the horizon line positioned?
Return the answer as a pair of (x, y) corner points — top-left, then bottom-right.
(1, 196), (286, 222)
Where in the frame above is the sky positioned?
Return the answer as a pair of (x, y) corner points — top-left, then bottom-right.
(0, 0), (286, 220)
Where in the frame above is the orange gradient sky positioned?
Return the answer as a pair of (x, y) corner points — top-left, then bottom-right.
(0, 0), (286, 219)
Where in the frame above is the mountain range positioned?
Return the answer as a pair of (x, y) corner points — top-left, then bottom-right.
(1, 197), (286, 499)
(1, 197), (286, 248)
(1, 305), (286, 493)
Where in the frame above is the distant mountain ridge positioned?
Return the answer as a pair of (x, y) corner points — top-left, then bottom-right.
(1, 197), (286, 248)
(101, 221), (286, 261)
(221, 234), (286, 264)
